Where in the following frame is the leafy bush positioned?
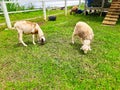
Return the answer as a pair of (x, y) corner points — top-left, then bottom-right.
(27, 3), (34, 10)
(6, 3), (25, 11)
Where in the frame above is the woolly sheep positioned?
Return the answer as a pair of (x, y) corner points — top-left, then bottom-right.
(72, 21), (94, 53)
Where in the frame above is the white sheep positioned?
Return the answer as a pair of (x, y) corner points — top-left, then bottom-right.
(72, 21), (94, 53)
(14, 20), (45, 46)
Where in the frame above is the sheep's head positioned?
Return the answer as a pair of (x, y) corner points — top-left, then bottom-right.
(81, 45), (91, 54)
(35, 24), (45, 45)
(80, 40), (91, 54)
(39, 36), (45, 45)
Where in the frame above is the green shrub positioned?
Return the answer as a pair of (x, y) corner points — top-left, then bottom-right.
(27, 3), (34, 10)
(6, 3), (25, 11)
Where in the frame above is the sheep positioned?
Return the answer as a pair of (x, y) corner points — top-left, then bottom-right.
(72, 21), (94, 53)
(14, 20), (45, 46)
(70, 6), (78, 15)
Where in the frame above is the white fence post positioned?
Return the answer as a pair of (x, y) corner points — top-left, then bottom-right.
(42, 0), (46, 21)
(1, 0), (12, 28)
(84, 0), (87, 15)
(65, 0), (67, 16)
(79, 0), (81, 8)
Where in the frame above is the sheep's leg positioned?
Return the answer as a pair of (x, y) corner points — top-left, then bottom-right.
(70, 10), (72, 15)
(32, 34), (36, 45)
(72, 33), (75, 44)
(72, 27), (78, 44)
(80, 38), (83, 44)
(18, 33), (27, 47)
(89, 44), (92, 51)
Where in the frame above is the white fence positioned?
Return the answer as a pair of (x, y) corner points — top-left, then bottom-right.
(0, 0), (83, 28)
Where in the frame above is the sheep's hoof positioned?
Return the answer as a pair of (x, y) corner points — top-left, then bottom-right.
(23, 44), (27, 47)
(72, 41), (74, 44)
(33, 43), (36, 45)
(24, 45), (27, 47)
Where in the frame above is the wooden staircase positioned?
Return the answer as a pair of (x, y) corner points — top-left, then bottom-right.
(102, 0), (120, 25)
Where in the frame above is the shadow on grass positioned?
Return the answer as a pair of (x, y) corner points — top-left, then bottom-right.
(13, 41), (45, 48)
(69, 42), (85, 55)
(14, 43), (24, 47)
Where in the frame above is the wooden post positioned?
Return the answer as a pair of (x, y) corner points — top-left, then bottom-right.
(42, 0), (46, 21)
(100, 0), (105, 16)
(65, 0), (67, 16)
(1, 0), (12, 28)
(101, 0), (105, 8)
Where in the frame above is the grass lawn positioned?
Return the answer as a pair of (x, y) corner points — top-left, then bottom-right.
(0, 12), (120, 90)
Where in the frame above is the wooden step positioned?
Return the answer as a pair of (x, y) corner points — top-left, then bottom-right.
(112, 2), (120, 4)
(110, 4), (120, 6)
(102, 21), (116, 25)
(106, 15), (119, 18)
(111, 3), (120, 6)
(102, 0), (120, 25)
(107, 12), (120, 15)
(112, 0), (120, 2)
(111, 4), (120, 7)
(104, 17), (118, 21)
(110, 6), (120, 9)
(108, 9), (120, 12)
(111, 3), (120, 7)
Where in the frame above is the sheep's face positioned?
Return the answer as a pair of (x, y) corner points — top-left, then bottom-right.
(81, 45), (91, 54)
(81, 40), (91, 54)
(39, 36), (45, 45)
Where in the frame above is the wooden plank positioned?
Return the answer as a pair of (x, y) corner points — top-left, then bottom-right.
(102, 0), (120, 25)
(111, 4), (120, 7)
(112, 2), (120, 4)
(108, 9), (120, 12)
(104, 17), (118, 21)
(107, 12), (120, 15)
(102, 21), (116, 25)
(111, 3), (120, 5)
(106, 15), (119, 18)
(110, 6), (120, 9)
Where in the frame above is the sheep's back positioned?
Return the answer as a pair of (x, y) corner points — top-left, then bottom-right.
(75, 22), (94, 40)
(14, 21), (36, 34)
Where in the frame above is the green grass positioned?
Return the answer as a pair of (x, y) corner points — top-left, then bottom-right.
(0, 12), (120, 90)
